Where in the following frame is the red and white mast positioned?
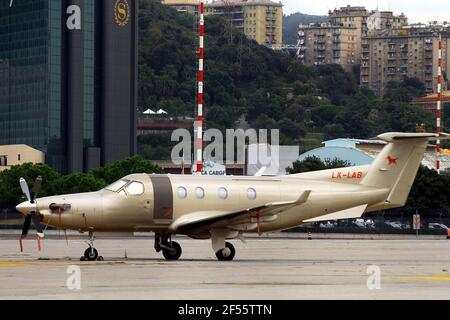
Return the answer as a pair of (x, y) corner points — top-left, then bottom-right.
(196, 0), (205, 174)
(436, 32), (443, 174)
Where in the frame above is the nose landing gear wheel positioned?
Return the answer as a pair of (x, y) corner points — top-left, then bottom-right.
(162, 241), (182, 261)
(83, 248), (98, 261)
(216, 242), (235, 261)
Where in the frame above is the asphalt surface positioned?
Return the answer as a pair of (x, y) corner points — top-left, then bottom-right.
(1, 238), (450, 300)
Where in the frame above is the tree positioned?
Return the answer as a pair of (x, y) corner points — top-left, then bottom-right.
(91, 155), (164, 184)
(49, 174), (107, 195)
(286, 156), (350, 174)
(0, 163), (61, 208)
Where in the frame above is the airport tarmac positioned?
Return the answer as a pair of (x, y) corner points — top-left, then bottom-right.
(1, 237), (450, 300)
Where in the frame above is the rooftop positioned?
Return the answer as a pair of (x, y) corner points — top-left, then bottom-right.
(206, 0), (282, 7)
(412, 91), (450, 104)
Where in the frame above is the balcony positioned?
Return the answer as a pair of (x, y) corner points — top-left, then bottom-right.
(387, 55), (397, 61)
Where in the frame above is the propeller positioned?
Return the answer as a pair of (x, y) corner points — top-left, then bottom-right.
(18, 176), (44, 240)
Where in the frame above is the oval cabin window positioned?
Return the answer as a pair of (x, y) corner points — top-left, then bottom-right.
(177, 187), (187, 199)
(247, 188), (257, 200)
(195, 187), (205, 199)
(218, 187), (228, 200)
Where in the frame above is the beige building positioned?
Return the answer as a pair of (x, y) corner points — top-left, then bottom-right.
(298, 5), (407, 72)
(361, 25), (450, 96)
(205, 0), (283, 47)
(297, 24), (359, 72)
(161, 0), (200, 14)
(0, 145), (45, 172)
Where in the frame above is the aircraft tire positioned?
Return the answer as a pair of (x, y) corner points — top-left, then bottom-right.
(84, 248), (99, 261)
(162, 241), (182, 261)
(215, 242), (235, 261)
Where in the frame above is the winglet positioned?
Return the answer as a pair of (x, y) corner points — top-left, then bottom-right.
(267, 190), (311, 207)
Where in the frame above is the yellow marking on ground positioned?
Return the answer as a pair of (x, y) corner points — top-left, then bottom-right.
(0, 262), (31, 267)
(385, 276), (450, 282)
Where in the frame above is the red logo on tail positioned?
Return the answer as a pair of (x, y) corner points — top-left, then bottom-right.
(387, 156), (398, 165)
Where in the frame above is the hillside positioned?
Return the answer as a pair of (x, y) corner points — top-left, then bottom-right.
(137, 0), (438, 159)
(283, 12), (328, 45)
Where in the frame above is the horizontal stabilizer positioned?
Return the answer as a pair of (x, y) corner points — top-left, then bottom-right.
(304, 204), (368, 223)
(377, 132), (450, 142)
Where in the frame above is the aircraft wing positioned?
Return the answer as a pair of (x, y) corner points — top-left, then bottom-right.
(170, 191), (311, 233)
(303, 204), (368, 223)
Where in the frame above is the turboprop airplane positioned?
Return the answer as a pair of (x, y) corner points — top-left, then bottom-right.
(16, 132), (450, 261)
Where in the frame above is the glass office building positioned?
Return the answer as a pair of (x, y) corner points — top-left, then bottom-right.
(0, 0), (137, 173)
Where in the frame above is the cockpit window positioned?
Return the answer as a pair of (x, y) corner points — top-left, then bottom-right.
(105, 179), (129, 192)
(126, 182), (144, 195)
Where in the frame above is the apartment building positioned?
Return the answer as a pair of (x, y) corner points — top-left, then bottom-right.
(297, 24), (359, 72)
(161, 0), (200, 15)
(205, 0), (283, 46)
(361, 25), (450, 96)
(297, 5), (407, 72)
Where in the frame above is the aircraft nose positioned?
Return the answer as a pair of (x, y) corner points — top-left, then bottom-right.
(16, 201), (36, 215)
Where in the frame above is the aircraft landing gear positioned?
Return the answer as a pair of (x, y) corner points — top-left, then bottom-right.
(215, 242), (235, 261)
(211, 229), (236, 261)
(155, 233), (182, 261)
(80, 231), (104, 261)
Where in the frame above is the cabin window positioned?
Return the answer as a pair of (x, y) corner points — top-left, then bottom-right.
(126, 182), (144, 195)
(247, 188), (257, 200)
(218, 187), (228, 200)
(177, 187), (187, 199)
(195, 187), (205, 199)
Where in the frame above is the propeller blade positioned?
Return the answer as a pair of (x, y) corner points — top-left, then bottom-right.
(19, 178), (31, 202)
(31, 213), (44, 239)
(31, 176), (42, 202)
(21, 215), (32, 239)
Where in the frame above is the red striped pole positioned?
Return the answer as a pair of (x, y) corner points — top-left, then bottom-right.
(196, 1), (205, 174)
(436, 32), (443, 174)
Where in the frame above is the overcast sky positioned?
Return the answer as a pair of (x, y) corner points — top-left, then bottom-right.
(281, 0), (450, 24)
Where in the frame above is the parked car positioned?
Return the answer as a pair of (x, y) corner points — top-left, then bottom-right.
(385, 221), (404, 230)
(428, 223), (448, 231)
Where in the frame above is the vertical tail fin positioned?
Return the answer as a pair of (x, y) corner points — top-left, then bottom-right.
(362, 133), (450, 208)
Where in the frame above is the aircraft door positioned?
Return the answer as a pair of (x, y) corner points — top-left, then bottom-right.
(150, 175), (173, 224)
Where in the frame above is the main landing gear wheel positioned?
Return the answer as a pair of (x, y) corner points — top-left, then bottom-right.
(215, 242), (235, 261)
(162, 241), (182, 261)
